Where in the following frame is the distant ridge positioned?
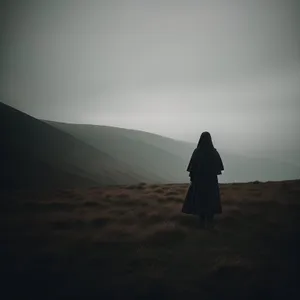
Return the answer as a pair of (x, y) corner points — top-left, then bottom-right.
(0, 102), (154, 189)
(1, 101), (299, 190)
(47, 119), (300, 184)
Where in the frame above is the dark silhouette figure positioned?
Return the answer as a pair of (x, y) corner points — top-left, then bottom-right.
(182, 132), (224, 229)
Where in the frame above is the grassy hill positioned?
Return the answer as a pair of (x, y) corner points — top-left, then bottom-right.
(1, 101), (299, 190)
(47, 121), (300, 184)
(46, 121), (189, 183)
(0, 102), (153, 189)
(1, 180), (299, 299)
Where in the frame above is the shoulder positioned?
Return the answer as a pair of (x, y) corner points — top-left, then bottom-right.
(192, 148), (198, 155)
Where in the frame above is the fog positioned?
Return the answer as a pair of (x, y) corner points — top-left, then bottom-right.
(1, 0), (300, 155)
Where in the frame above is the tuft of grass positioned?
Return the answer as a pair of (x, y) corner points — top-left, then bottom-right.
(153, 188), (165, 194)
(117, 198), (137, 206)
(125, 183), (146, 190)
(165, 195), (183, 203)
(136, 183), (146, 190)
(146, 224), (187, 245)
(102, 226), (136, 240)
(83, 201), (99, 207)
(156, 196), (167, 203)
(165, 191), (179, 196)
(90, 217), (110, 228)
(137, 211), (147, 218)
(139, 201), (149, 207)
(125, 184), (136, 189)
(250, 191), (262, 197)
(108, 209), (126, 216)
(176, 188), (188, 194)
(51, 219), (86, 230)
(149, 184), (159, 189)
(145, 193), (159, 200)
(119, 217), (136, 225)
(170, 214), (199, 228)
(118, 192), (130, 198)
(143, 213), (165, 225)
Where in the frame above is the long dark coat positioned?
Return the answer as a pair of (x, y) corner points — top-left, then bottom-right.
(182, 147), (224, 216)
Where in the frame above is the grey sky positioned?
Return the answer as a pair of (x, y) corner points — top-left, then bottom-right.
(1, 0), (300, 152)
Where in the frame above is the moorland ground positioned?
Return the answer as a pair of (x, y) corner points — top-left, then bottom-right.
(1, 180), (300, 299)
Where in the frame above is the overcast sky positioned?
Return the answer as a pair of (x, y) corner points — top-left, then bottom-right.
(1, 0), (300, 152)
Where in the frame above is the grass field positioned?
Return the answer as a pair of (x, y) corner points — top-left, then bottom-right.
(1, 180), (300, 299)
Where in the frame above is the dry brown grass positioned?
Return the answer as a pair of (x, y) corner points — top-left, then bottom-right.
(90, 217), (111, 228)
(145, 223), (187, 245)
(165, 190), (179, 196)
(83, 201), (99, 207)
(1, 180), (300, 299)
(166, 196), (183, 203)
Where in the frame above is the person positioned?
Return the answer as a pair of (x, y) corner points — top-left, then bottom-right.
(182, 131), (224, 229)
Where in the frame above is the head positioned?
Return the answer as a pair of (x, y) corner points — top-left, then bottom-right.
(197, 131), (214, 149)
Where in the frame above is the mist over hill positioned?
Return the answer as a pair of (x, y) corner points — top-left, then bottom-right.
(0, 102), (153, 189)
(47, 120), (300, 184)
(1, 101), (299, 189)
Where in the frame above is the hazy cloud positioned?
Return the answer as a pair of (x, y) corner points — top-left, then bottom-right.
(1, 0), (300, 150)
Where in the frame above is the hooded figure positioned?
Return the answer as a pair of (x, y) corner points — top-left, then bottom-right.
(182, 131), (224, 229)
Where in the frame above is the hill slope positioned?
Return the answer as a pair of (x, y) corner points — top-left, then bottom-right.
(0, 102), (154, 189)
(47, 121), (300, 183)
(1, 101), (299, 189)
(47, 122), (189, 183)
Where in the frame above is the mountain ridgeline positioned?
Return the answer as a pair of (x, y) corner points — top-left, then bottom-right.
(0, 102), (149, 189)
(1, 102), (299, 189)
